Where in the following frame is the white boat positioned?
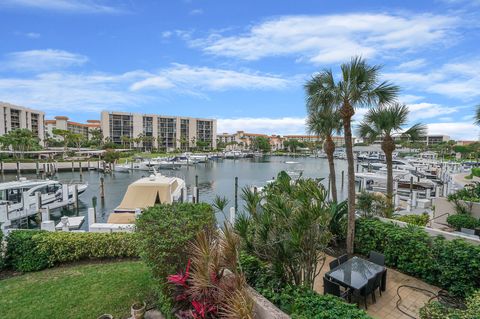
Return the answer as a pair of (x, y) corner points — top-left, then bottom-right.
(224, 151), (244, 159)
(115, 160), (157, 171)
(89, 172), (187, 232)
(183, 152), (208, 163)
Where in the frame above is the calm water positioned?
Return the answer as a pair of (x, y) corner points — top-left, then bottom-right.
(4, 156), (350, 229)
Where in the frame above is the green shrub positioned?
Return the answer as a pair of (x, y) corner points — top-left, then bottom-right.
(420, 290), (480, 319)
(446, 214), (479, 230)
(396, 213), (430, 226)
(355, 218), (480, 297)
(6, 230), (49, 272)
(0, 228), (5, 270)
(136, 203), (215, 281)
(5, 230), (138, 272)
(448, 182), (480, 203)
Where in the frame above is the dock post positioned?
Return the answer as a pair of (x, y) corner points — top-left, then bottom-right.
(42, 163), (46, 178)
(74, 184), (79, 214)
(100, 177), (105, 199)
(16, 161), (20, 179)
(356, 163), (359, 172)
(61, 216), (70, 232)
(234, 176), (238, 213)
(97, 160), (100, 170)
(195, 175), (199, 202)
(35, 191), (42, 214)
(409, 177), (413, 200)
(41, 208), (50, 222)
(72, 161), (74, 172)
(79, 162), (83, 181)
(88, 207), (96, 228)
(62, 184), (69, 203)
(193, 187), (198, 203)
(36, 161), (40, 177)
(229, 207), (236, 225)
(180, 188), (184, 203)
(0, 161), (3, 180)
(87, 160), (90, 171)
(341, 170), (344, 189)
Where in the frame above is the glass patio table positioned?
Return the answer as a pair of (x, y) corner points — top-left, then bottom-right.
(325, 256), (387, 291)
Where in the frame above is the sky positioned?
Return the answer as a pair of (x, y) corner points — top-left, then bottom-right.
(0, 0), (479, 140)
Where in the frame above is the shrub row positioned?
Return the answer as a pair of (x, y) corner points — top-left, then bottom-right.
(446, 214), (480, 230)
(420, 290), (480, 319)
(5, 230), (138, 272)
(239, 252), (372, 319)
(355, 218), (480, 297)
(396, 213), (430, 226)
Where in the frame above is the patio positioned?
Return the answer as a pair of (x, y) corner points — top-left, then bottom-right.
(314, 255), (441, 319)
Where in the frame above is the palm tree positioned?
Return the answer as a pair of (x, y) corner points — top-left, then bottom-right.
(358, 103), (426, 207)
(305, 103), (342, 202)
(474, 104), (480, 126)
(306, 57), (399, 254)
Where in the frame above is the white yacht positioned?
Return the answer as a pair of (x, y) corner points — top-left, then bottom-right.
(89, 173), (187, 232)
(183, 152), (208, 163)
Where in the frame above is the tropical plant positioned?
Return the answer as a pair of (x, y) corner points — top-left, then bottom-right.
(305, 57), (399, 254)
(251, 136), (271, 153)
(212, 195), (230, 222)
(236, 171), (333, 289)
(475, 104), (480, 126)
(358, 103), (426, 207)
(0, 128), (42, 157)
(167, 227), (253, 318)
(305, 101), (342, 202)
(446, 214), (479, 230)
(356, 191), (392, 218)
(396, 213), (430, 226)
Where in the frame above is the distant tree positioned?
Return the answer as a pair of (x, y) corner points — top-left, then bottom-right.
(103, 149), (120, 163)
(0, 129), (41, 158)
(69, 133), (85, 151)
(252, 136), (271, 152)
(284, 139), (302, 152)
(52, 128), (71, 152)
(196, 139), (210, 151)
(89, 128), (103, 147)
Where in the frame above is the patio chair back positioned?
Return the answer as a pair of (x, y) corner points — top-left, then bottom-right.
(338, 254), (348, 264)
(329, 259), (340, 270)
(369, 251), (385, 266)
(361, 277), (376, 297)
(323, 276), (341, 297)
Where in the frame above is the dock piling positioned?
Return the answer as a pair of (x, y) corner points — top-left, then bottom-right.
(341, 170), (344, 188)
(100, 177), (105, 199)
(16, 161), (20, 179)
(234, 176), (238, 213)
(36, 161), (40, 177)
(79, 162), (83, 181)
(71, 161), (74, 173)
(74, 185), (79, 214)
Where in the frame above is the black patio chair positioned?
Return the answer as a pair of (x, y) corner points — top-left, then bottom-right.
(353, 277), (376, 310)
(323, 276), (350, 301)
(329, 259), (340, 270)
(373, 271), (383, 298)
(338, 254), (348, 264)
(369, 251), (385, 266)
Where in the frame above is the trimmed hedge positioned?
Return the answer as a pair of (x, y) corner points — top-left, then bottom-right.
(355, 218), (480, 297)
(5, 230), (138, 272)
(446, 214), (479, 230)
(396, 213), (429, 226)
(240, 252), (372, 319)
(420, 290), (480, 319)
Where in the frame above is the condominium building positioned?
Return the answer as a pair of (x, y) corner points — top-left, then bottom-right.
(45, 116), (101, 140)
(0, 102), (45, 145)
(100, 111), (217, 151)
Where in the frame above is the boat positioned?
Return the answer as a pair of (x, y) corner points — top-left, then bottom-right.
(115, 160), (158, 171)
(183, 152), (209, 163)
(89, 172), (187, 231)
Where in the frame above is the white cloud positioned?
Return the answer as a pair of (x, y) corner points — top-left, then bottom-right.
(3, 49), (88, 72)
(0, 0), (123, 14)
(14, 31), (41, 38)
(161, 31), (173, 38)
(399, 94), (424, 103)
(407, 102), (458, 120)
(217, 117), (306, 135)
(396, 58), (427, 70)
(189, 9), (203, 15)
(427, 122), (480, 140)
(384, 59), (480, 100)
(130, 64), (291, 92)
(190, 13), (457, 64)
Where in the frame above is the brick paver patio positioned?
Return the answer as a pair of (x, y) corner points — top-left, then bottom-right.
(314, 255), (441, 319)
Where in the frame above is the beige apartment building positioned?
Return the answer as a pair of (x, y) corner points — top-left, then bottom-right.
(0, 102), (45, 145)
(45, 116), (101, 140)
(100, 111), (217, 151)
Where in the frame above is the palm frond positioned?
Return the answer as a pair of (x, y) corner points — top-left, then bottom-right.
(475, 104), (480, 126)
(402, 123), (427, 142)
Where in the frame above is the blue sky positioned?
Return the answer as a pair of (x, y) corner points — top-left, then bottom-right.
(0, 0), (479, 139)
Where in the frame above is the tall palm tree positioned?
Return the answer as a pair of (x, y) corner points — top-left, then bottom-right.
(358, 103), (426, 206)
(305, 103), (342, 202)
(474, 104), (480, 126)
(306, 57), (399, 254)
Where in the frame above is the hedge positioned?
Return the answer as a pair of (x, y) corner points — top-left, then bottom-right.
(396, 213), (429, 226)
(240, 252), (372, 319)
(446, 214), (479, 230)
(355, 218), (480, 297)
(5, 230), (138, 272)
(420, 290), (480, 319)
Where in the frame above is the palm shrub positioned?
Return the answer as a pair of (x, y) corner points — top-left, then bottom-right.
(236, 171), (333, 289)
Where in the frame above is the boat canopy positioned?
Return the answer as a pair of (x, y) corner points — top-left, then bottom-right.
(116, 176), (179, 211)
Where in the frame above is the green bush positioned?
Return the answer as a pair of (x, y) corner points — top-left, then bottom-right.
(396, 213), (430, 226)
(448, 182), (480, 203)
(355, 218), (480, 297)
(240, 252), (371, 319)
(136, 203), (215, 281)
(0, 228), (5, 270)
(420, 290), (480, 319)
(446, 214), (479, 230)
(5, 230), (138, 272)
(6, 230), (49, 272)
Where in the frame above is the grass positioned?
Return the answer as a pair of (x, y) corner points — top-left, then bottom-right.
(0, 260), (156, 319)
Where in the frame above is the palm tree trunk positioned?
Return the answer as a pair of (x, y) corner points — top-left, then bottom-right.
(341, 103), (356, 255)
(325, 136), (337, 203)
(382, 136), (395, 209)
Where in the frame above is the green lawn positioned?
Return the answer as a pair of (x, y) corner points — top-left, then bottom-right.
(0, 260), (156, 319)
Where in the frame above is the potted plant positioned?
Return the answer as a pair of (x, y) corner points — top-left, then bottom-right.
(131, 301), (146, 319)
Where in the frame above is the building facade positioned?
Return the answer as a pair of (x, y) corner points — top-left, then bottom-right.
(45, 116), (100, 140)
(0, 102), (45, 145)
(100, 111), (217, 151)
